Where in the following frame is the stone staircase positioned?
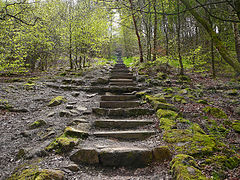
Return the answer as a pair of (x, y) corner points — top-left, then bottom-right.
(69, 59), (170, 168)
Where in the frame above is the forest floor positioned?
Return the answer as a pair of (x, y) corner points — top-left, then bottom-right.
(0, 61), (240, 180)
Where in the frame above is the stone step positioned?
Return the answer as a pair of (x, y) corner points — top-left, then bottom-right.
(92, 107), (155, 117)
(70, 146), (172, 167)
(94, 119), (154, 129)
(70, 147), (153, 167)
(110, 75), (134, 80)
(111, 69), (129, 73)
(101, 95), (137, 101)
(100, 101), (140, 108)
(93, 130), (155, 140)
(109, 79), (133, 82)
(109, 82), (137, 86)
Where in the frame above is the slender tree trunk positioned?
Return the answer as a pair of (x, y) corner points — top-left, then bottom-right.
(69, 2), (73, 69)
(152, 0), (157, 61)
(146, 0), (152, 61)
(233, 22), (240, 64)
(162, 1), (169, 56)
(177, 0), (184, 75)
(129, 0), (144, 63)
(180, 0), (240, 74)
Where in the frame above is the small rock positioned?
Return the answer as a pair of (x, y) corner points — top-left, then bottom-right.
(68, 101), (77, 105)
(87, 93), (97, 98)
(76, 106), (88, 112)
(20, 131), (31, 137)
(48, 96), (66, 107)
(187, 167), (196, 175)
(71, 92), (80, 97)
(65, 164), (79, 172)
(29, 119), (47, 129)
(59, 110), (72, 117)
(16, 148), (26, 160)
(47, 112), (56, 117)
(66, 105), (74, 109)
(70, 109), (79, 115)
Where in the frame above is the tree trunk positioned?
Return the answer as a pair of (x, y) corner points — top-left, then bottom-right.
(162, 1), (169, 56)
(177, 0), (184, 75)
(233, 22), (240, 64)
(180, 0), (240, 74)
(129, 0), (144, 63)
(152, 0), (157, 61)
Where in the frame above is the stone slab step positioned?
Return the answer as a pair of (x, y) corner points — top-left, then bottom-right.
(94, 119), (154, 129)
(93, 130), (155, 140)
(111, 69), (129, 73)
(92, 108), (155, 117)
(109, 82), (137, 86)
(100, 101), (140, 108)
(110, 79), (133, 82)
(101, 95), (137, 101)
(110, 75), (134, 80)
(70, 147), (153, 167)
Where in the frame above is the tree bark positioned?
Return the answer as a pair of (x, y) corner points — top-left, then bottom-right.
(180, 0), (240, 74)
(152, 0), (157, 61)
(233, 22), (240, 64)
(177, 0), (184, 75)
(129, 0), (144, 63)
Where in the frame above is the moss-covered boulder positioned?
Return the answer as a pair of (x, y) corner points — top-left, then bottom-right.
(157, 72), (167, 80)
(196, 99), (208, 104)
(64, 126), (89, 139)
(226, 89), (238, 96)
(171, 154), (207, 180)
(29, 120), (47, 129)
(157, 109), (178, 119)
(45, 134), (79, 154)
(48, 96), (66, 107)
(203, 106), (228, 119)
(153, 146), (172, 162)
(7, 168), (64, 180)
(164, 124), (217, 155)
(232, 121), (240, 133)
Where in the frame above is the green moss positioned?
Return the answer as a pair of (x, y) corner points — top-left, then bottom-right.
(164, 127), (216, 155)
(48, 96), (66, 107)
(157, 72), (167, 80)
(45, 134), (79, 154)
(64, 126), (89, 139)
(29, 120), (47, 129)
(206, 120), (230, 137)
(196, 99), (208, 104)
(203, 106), (228, 119)
(171, 154), (207, 180)
(8, 168), (64, 180)
(172, 95), (187, 104)
(159, 118), (176, 130)
(0, 99), (13, 110)
(157, 109), (178, 119)
(232, 121), (240, 133)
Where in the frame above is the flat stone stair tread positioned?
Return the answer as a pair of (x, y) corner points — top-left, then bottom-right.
(94, 119), (154, 128)
(101, 95), (137, 101)
(93, 130), (155, 140)
(109, 82), (137, 86)
(110, 79), (133, 82)
(70, 146), (152, 167)
(92, 107), (155, 117)
(100, 101), (140, 108)
(110, 75), (134, 80)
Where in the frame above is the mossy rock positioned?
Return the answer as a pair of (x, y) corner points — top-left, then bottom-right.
(157, 72), (167, 80)
(157, 109), (178, 120)
(29, 120), (47, 129)
(8, 168), (64, 180)
(172, 95), (187, 104)
(159, 118), (176, 130)
(145, 94), (166, 103)
(45, 134), (79, 154)
(48, 96), (67, 107)
(153, 146), (172, 162)
(64, 126), (89, 139)
(171, 154), (207, 180)
(154, 102), (177, 111)
(196, 99), (208, 104)
(226, 89), (238, 96)
(0, 99), (13, 110)
(203, 106), (228, 119)
(164, 125), (217, 155)
(232, 121), (240, 133)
